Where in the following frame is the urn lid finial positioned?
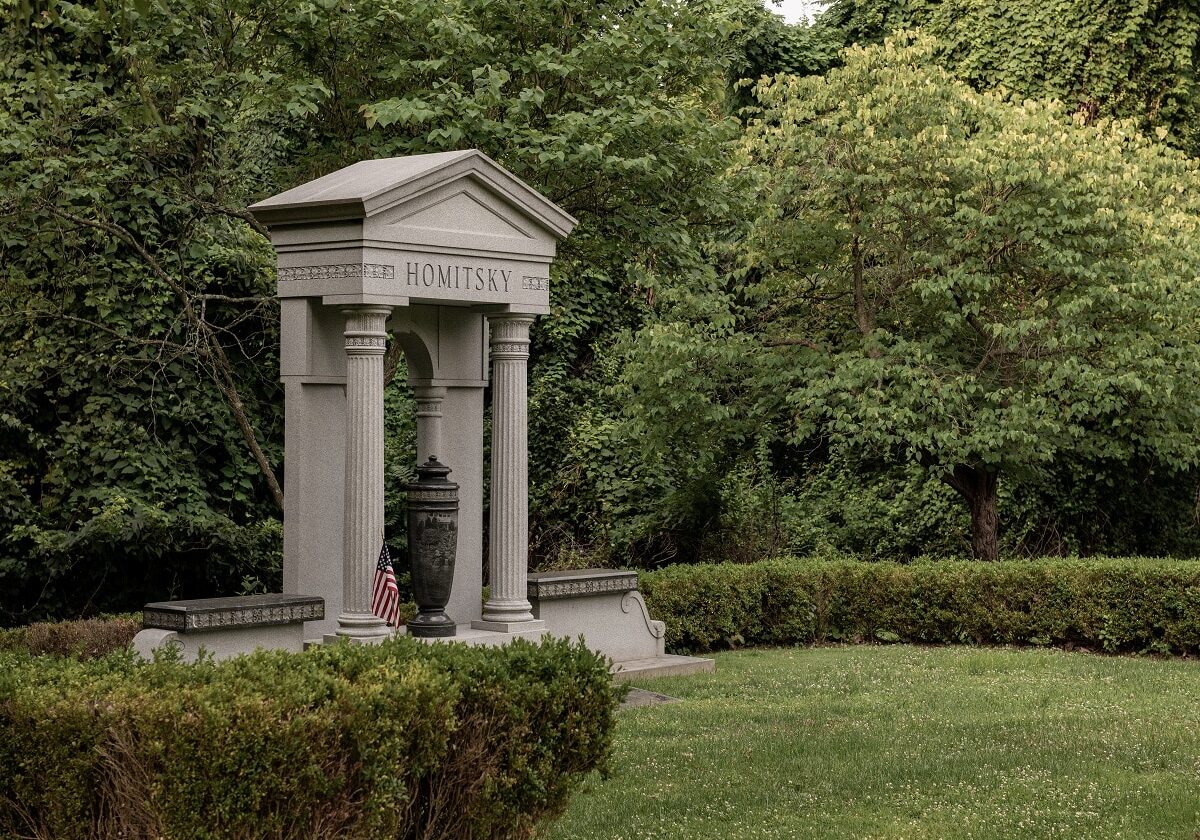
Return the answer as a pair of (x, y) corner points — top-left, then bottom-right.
(412, 456), (455, 487)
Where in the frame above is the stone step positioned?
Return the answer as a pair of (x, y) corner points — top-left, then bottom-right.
(611, 654), (715, 681)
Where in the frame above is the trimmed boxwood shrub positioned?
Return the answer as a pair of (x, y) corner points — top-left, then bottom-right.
(0, 635), (620, 840)
(641, 557), (1200, 655)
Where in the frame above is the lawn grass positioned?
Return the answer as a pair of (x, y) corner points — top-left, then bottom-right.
(545, 645), (1200, 840)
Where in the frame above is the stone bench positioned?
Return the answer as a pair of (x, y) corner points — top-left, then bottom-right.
(527, 569), (665, 660)
(528, 569), (713, 679)
(132, 593), (324, 663)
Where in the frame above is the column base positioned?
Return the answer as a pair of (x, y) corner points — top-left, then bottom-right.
(480, 597), (537, 625)
(334, 611), (393, 643)
(323, 629), (398, 646)
(470, 618), (547, 633)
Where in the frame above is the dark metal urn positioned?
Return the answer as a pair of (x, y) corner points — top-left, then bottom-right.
(406, 456), (459, 638)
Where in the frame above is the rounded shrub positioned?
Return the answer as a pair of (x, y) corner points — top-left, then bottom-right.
(0, 635), (620, 840)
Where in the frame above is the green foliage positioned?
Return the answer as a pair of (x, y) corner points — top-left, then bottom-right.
(823, 0), (1200, 157)
(786, 455), (971, 560)
(583, 444), (1200, 567)
(306, 0), (746, 567)
(0, 635), (619, 840)
(0, 0), (297, 621)
(3, 498), (282, 624)
(641, 556), (1200, 655)
(7, 0), (1199, 591)
(725, 2), (843, 113)
(620, 34), (1200, 559)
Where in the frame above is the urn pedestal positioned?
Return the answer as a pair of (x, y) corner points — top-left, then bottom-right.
(406, 457), (459, 638)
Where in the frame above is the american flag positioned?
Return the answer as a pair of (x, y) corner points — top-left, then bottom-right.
(371, 542), (400, 627)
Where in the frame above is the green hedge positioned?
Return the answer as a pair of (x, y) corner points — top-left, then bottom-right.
(0, 635), (620, 840)
(641, 557), (1200, 655)
(0, 615), (139, 660)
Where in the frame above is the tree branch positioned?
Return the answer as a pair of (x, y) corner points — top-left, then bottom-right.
(197, 200), (271, 239)
(43, 206), (285, 512)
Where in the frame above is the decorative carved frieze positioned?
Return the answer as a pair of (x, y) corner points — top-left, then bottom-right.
(345, 335), (387, 349)
(143, 596), (325, 633)
(279, 264), (395, 282)
(489, 342), (529, 357)
(408, 489), (458, 502)
(528, 571), (639, 601)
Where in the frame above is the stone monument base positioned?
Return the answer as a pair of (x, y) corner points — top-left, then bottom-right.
(132, 594), (324, 663)
(320, 631), (395, 646)
(409, 623), (549, 647)
(469, 617), (547, 633)
(529, 569), (715, 680)
(131, 577), (712, 682)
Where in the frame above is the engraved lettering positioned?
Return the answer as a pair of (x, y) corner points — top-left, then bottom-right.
(437, 264), (452, 288)
(475, 267), (485, 291)
(422, 263), (434, 287)
(407, 262), (418, 285)
(487, 268), (499, 291)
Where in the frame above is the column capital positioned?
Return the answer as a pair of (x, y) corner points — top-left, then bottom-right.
(488, 313), (534, 359)
(412, 385), (446, 463)
(343, 306), (392, 356)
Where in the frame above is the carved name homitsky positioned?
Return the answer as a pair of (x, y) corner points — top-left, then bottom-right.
(406, 261), (514, 293)
(404, 260), (552, 294)
(275, 258), (551, 306)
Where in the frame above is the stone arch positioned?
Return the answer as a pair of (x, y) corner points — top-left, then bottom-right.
(390, 325), (435, 381)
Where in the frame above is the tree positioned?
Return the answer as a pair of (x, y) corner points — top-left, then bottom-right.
(724, 2), (843, 114)
(822, 0), (1200, 157)
(621, 35), (1200, 559)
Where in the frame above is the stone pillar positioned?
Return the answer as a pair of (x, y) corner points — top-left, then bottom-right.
(474, 314), (545, 632)
(337, 306), (393, 641)
(441, 384), (485, 625)
(413, 385), (447, 461)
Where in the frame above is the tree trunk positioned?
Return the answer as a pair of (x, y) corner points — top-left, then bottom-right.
(940, 465), (1000, 561)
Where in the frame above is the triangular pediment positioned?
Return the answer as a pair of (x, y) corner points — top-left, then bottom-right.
(247, 150), (577, 247)
(363, 169), (557, 257)
(389, 188), (535, 240)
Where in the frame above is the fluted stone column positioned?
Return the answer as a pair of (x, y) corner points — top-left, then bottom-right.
(413, 385), (447, 462)
(337, 306), (393, 641)
(474, 314), (545, 632)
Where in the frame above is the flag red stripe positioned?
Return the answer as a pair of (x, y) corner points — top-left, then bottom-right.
(371, 544), (402, 626)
